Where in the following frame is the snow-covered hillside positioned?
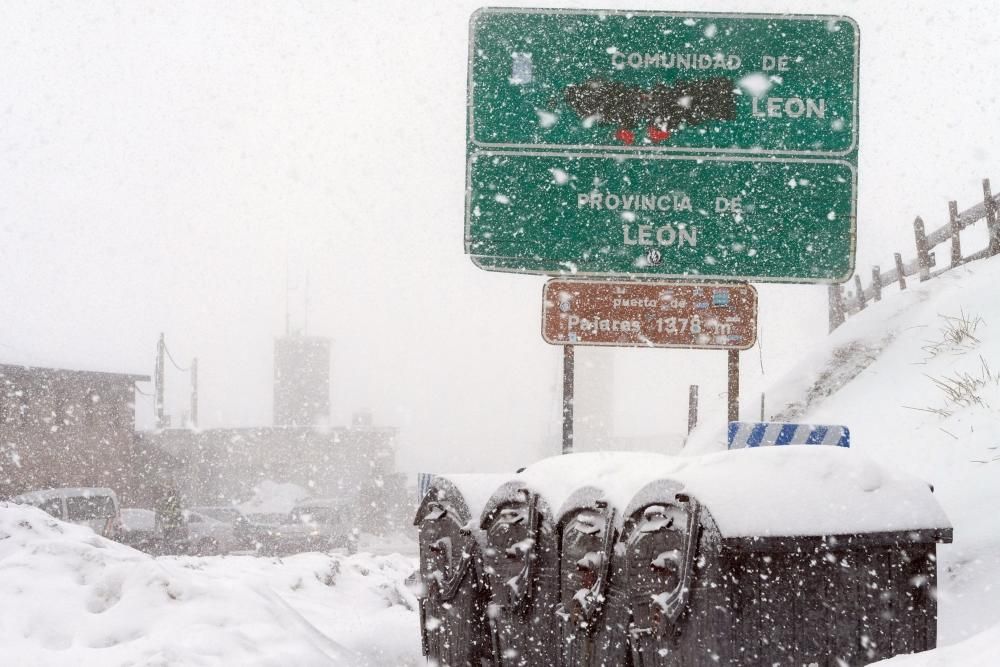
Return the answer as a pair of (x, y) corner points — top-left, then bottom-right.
(689, 258), (1000, 663)
(0, 504), (421, 666)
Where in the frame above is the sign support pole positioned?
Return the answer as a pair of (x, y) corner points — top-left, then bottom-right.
(562, 344), (575, 454)
(727, 350), (740, 424)
(687, 385), (699, 434)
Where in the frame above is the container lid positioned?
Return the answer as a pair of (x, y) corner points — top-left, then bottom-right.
(413, 473), (510, 527)
(622, 447), (952, 545)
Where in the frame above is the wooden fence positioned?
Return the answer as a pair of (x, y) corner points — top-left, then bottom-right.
(828, 178), (1000, 332)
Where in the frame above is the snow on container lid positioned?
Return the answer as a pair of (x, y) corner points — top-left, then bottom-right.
(414, 474), (512, 528)
(476, 451), (691, 529)
(478, 480), (555, 530)
(514, 451), (685, 521)
(623, 446), (952, 547)
(554, 486), (611, 527)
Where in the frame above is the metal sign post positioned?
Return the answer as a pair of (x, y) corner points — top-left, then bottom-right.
(688, 385), (699, 434)
(727, 349), (740, 423)
(562, 344), (575, 454)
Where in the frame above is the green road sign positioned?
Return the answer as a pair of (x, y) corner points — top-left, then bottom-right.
(465, 9), (859, 282)
(467, 151), (856, 282)
(468, 9), (858, 156)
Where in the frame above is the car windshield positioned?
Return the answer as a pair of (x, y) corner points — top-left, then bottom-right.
(66, 495), (115, 521)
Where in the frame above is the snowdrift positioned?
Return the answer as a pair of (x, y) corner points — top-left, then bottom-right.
(0, 503), (419, 666)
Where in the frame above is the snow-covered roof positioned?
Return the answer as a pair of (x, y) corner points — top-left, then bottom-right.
(12, 487), (119, 504)
(507, 447), (951, 540)
(0, 340), (153, 381)
(0, 360), (149, 381)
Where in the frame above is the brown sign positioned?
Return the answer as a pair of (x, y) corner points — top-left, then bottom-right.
(542, 280), (757, 350)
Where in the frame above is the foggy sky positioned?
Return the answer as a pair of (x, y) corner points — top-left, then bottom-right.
(2, 1), (998, 474)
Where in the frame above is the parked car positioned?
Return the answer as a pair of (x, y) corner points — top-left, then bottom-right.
(12, 487), (124, 540)
(239, 512), (288, 554)
(118, 506), (244, 556)
(120, 507), (159, 552)
(275, 498), (357, 555)
(184, 507), (245, 555)
(192, 505), (250, 531)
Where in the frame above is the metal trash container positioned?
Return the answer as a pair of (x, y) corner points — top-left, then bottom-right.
(414, 474), (506, 667)
(620, 480), (703, 667)
(619, 446), (953, 666)
(479, 481), (561, 667)
(553, 485), (629, 667)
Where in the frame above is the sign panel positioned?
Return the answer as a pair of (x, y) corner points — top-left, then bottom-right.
(468, 152), (855, 281)
(727, 421), (851, 449)
(469, 9), (858, 156)
(465, 9), (859, 283)
(543, 280), (757, 349)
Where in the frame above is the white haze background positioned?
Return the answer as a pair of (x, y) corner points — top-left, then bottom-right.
(1, 0), (998, 475)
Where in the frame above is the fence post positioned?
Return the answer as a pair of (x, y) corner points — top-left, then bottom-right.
(984, 179), (1000, 256)
(949, 200), (962, 267)
(914, 216), (931, 281)
(894, 253), (907, 290)
(828, 284), (846, 332)
(854, 275), (866, 310)
(872, 266), (882, 301)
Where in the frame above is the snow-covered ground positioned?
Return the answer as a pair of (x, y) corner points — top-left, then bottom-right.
(0, 504), (421, 666)
(4, 261), (1000, 664)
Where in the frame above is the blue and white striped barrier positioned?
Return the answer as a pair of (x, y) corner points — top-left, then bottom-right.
(728, 421), (850, 450)
(417, 473), (436, 502)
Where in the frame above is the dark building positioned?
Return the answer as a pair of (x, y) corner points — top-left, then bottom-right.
(273, 335), (331, 427)
(0, 363), (148, 502)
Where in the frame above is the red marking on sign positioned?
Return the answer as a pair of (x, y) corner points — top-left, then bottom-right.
(615, 128), (635, 145)
(648, 125), (671, 143)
